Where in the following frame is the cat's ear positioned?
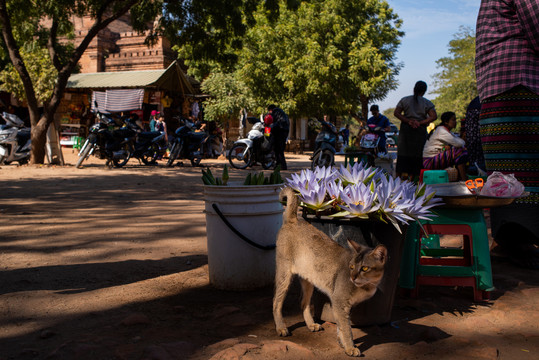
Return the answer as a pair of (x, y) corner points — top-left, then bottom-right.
(372, 245), (388, 264)
(347, 239), (363, 253)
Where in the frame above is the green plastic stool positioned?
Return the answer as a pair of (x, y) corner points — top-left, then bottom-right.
(73, 136), (85, 150)
(420, 169), (448, 184)
(399, 208), (494, 301)
(421, 234), (440, 249)
(344, 152), (372, 167)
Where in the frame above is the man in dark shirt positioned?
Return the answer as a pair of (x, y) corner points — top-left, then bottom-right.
(268, 104), (290, 170)
(367, 105), (391, 154)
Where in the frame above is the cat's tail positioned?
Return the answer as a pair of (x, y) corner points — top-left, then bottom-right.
(279, 187), (299, 224)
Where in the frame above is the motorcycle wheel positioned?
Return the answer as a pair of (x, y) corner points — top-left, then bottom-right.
(166, 142), (181, 167)
(76, 140), (93, 168)
(191, 152), (202, 167)
(111, 143), (132, 168)
(228, 143), (252, 169)
(261, 151), (276, 170)
(311, 149), (334, 170)
(141, 143), (159, 165)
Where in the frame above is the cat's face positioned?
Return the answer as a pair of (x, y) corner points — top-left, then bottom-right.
(348, 245), (387, 287)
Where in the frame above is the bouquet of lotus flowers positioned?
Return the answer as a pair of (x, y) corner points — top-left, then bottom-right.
(285, 163), (444, 233)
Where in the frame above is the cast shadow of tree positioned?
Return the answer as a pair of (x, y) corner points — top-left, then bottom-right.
(0, 255), (207, 295)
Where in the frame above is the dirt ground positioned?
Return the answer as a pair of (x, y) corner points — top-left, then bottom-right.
(1, 149), (538, 360)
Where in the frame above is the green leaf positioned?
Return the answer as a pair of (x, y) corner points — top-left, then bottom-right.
(424, 191), (436, 204)
(328, 211), (351, 217)
(364, 171), (377, 186)
(206, 168), (216, 185)
(257, 172), (265, 185)
(250, 172), (259, 185)
(244, 173), (252, 185)
(416, 183), (427, 198)
(222, 164), (229, 185)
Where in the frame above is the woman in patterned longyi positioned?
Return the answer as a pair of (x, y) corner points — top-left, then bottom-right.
(475, 0), (539, 268)
(422, 111), (468, 181)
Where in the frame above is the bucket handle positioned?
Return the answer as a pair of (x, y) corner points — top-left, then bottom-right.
(211, 203), (276, 251)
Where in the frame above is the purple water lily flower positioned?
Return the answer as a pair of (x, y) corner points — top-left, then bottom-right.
(284, 161), (443, 225)
(337, 183), (379, 218)
(297, 181), (334, 211)
(339, 163), (379, 186)
(326, 179), (344, 201)
(376, 177), (416, 225)
(313, 166), (339, 183)
(285, 169), (317, 192)
(405, 193), (444, 221)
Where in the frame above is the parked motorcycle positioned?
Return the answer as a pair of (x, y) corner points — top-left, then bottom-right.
(76, 111), (166, 168)
(358, 123), (383, 166)
(311, 118), (343, 169)
(0, 112), (31, 165)
(166, 118), (206, 167)
(76, 112), (129, 168)
(203, 121), (224, 159)
(228, 116), (275, 169)
(360, 124), (385, 151)
(124, 117), (168, 166)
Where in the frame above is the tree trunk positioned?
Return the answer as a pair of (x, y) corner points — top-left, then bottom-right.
(30, 115), (51, 164)
(360, 94), (370, 122)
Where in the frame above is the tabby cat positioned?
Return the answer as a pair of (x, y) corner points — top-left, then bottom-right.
(273, 187), (387, 357)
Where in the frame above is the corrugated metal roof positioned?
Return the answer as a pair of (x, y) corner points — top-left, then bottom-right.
(67, 70), (164, 89)
(66, 61), (197, 95)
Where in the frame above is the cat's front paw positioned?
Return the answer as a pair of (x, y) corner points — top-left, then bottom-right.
(308, 323), (323, 332)
(277, 328), (290, 337)
(345, 347), (361, 357)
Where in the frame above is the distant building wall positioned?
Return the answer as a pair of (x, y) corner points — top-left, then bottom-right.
(45, 14), (177, 73)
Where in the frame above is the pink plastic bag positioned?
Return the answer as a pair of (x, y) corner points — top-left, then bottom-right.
(480, 172), (525, 197)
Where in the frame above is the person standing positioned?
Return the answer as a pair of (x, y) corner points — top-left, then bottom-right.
(394, 81), (437, 180)
(463, 96), (485, 175)
(475, 0), (539, 268)
(191, 100), (200, 121)
(367, 105), (391, 154)
(155, 114), (168, 142)
(149, 110), (159, 132)
(268, 104), (290, 170)
(342, 124), (350, 148)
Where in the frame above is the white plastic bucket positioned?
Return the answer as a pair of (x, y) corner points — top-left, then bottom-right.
(203, 182), (283, 290)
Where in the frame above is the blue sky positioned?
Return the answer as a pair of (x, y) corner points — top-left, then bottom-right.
(377, 0), (480, 113)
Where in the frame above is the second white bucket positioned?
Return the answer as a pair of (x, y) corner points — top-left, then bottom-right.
(203, 182), (283, 290)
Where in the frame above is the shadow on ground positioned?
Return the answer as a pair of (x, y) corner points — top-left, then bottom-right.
(1, 156), (538, 360)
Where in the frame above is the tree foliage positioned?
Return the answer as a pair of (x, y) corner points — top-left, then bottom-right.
(431, 26), (477, 120)
(0, 41), (80, 104)
(240, 0), (403, 119)
(383, 107), (400, 126)
(200, 72), (255, 123)
(179, 0), (403, 120)
(0, 43), (57, 104)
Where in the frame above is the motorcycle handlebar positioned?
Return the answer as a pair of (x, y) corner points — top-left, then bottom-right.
(366, 124), (383, 132)
(318, 118), (337, 133)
